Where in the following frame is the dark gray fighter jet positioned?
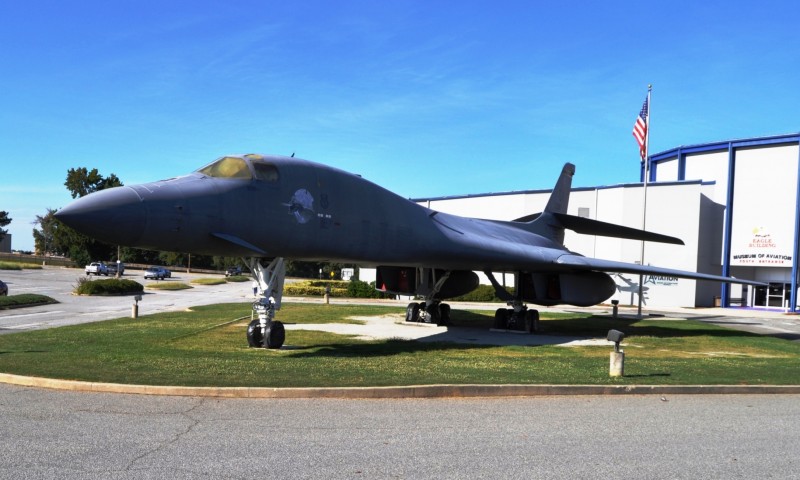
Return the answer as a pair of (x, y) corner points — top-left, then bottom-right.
(56, 154), (759, 348)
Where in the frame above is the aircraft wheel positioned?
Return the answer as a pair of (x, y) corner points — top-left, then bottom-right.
(246, 319), (263, 348)
(438, 303), (451, 326)
(493, 308), (509, 329)
(524, 310), (540, 333)
(263, 321), (285, 349)
(426, 304), (440, 324)
(406, 303), (420, 322)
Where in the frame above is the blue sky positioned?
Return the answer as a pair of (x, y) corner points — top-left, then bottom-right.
(3, 1), (800, 251)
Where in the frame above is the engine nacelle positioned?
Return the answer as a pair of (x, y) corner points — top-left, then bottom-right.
(376, 267), (479, 299)
(522, 271), (615, 307)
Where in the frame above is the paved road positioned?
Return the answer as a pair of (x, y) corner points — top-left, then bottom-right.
(1, 384), (798, 479)
(3, 268), (800, 478)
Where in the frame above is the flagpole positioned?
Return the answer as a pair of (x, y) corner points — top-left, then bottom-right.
(637, 84), (652, 317)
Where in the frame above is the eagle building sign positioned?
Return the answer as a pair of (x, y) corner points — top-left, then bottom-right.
(731, 226), (793, 266)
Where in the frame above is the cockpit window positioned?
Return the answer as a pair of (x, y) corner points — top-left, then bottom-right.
(197, 156), (252, 179)
(252, 161), (279, 182)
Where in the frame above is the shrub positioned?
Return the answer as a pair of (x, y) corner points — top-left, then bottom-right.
(450, 285), (513, 302)
(74, 278), (144, 296)
(347, 280), (391, 299)
(284, 283), (329, 297)
(307, 280), (349, 290)
(284, 280), (349, 297)
(0, 294), (57, 309)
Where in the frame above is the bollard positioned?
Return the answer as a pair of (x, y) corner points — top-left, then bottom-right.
(609, 351), (625, 377)
(132, 294), (142, 319)
(611, 299), (619, 319)
(607, 329), (625, 377)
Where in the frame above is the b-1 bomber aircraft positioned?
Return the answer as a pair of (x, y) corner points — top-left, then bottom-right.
(56, 154), (760, 349)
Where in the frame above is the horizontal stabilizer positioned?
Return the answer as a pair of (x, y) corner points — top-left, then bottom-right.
(556, 254), (764, 286)
(515, 212), (684, 245)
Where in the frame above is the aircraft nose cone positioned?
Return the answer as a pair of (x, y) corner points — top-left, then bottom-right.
(56, 187), (146, 245)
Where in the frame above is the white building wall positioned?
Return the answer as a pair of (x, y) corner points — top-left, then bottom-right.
(655, 158), (679, 182)
(684, 150), (730, 204)
(563, 189), (598, 257)
(641, 183), (701, 307)
(729, 144), (798, 283)
(412, 181), (707, 308)
(426, 194), (532, 221)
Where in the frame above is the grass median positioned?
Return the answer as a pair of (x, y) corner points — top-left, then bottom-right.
(0, 303), (798, 387)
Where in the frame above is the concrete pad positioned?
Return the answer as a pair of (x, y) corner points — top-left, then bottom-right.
(284, 313), (613, 347)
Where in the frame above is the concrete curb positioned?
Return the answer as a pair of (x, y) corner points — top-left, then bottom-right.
(2, 373), (800, 398)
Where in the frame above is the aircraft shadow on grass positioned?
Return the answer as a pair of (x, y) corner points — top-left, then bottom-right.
(281, 309), (772, 359)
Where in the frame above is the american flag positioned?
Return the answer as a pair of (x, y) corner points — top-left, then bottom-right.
(632, 96), (649, 162)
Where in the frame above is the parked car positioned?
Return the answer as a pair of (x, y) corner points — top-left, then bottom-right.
(0, 280), (7, 296)
(225, 266), (243, 277)
(144, 266), (169, 280)
(106, 262), (125, 276)
(85, 262), (109, 276)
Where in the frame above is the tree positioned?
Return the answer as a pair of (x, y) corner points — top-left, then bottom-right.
(32, 167), (125, 263)
(33, 208), (114, 263)
(0, 210), (10, 243)
(64, 168), (123, 199)
(32, 210), (56, 255)
(45, 166), (242, 271)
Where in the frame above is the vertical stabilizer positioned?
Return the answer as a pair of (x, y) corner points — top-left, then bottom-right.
(544, 163), (575, 215)
(525, 163), (575, 245)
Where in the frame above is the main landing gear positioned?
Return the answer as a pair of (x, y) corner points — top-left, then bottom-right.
(403, 269), (451, 326)
(485, 270), (540, 334)
(405, 301), (451, 325)
(492, 301), (539, 333)
(245, 257), (286, 349)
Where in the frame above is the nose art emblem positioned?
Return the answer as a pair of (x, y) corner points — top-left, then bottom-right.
(283, 189), (315, 224)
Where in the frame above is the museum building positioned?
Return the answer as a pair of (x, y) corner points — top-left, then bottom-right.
(410, 133), (800, 311)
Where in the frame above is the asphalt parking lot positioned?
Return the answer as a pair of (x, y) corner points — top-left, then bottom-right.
(0, 266), (253, 333)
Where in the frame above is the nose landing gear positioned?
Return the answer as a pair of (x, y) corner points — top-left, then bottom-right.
(245, 257), (287, 349)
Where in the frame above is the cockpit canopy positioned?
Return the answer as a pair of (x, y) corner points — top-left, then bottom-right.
(196, 154), (279, 182)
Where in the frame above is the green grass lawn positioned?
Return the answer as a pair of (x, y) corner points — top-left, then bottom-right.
(145, 282), (193, 290)
(0, 303), (798, 387)
(0, 261), (42, 270)
(190, 277), (227, 286)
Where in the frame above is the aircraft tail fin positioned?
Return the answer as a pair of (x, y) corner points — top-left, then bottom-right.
(543, 163), (575, 215)
(520, 162), (685, 246)
(522, 163), (575, 244)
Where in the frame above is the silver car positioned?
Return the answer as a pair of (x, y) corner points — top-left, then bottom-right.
(144, 266), (169, 280)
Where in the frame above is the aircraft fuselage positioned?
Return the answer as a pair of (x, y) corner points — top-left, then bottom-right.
(57, 154), (567, 272)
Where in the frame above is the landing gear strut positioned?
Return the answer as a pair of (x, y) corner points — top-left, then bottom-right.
(245, 257), (286, 349)
(485, 270), (539, 333)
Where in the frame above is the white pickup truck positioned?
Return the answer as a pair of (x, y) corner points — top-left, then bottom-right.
(85, 262), (109, 276)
